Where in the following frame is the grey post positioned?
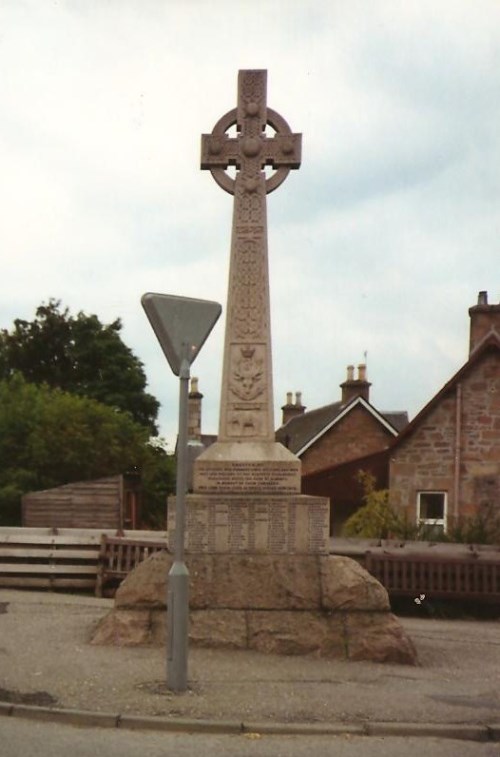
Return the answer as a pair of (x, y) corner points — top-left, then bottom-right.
(167, 342), (190, 691)
(141, 293), (222, 692)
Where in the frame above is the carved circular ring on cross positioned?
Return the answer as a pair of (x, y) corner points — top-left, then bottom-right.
(207, 107), (295, 195)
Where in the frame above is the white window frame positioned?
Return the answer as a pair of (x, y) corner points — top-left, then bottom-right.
(416, 491), (447, 535)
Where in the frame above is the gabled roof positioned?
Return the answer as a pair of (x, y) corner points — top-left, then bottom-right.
(391, 333), (500, 451)
(276, 395), (408, 457)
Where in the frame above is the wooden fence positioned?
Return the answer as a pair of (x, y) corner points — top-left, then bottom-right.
(365, 551), (500, 603)
(1, 529), (499, 603)
(0, 528), (167, 595)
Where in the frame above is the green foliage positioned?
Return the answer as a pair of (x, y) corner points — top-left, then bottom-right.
(343, 471), (438, 540)
(444, 505), (500, 545)
(140, 439), (176, 529)
(342, 472), (400, 539)
(343, 471), (500, 545)
(0, 300), (159, 433)
(0, 375), (173, 526)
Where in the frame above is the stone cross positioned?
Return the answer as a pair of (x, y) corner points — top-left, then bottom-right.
(201, 70), (301, 443)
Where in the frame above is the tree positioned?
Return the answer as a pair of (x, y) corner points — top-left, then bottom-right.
(140, 438), (176, 529)
(0, 375), (174, 526)
(0, 300), (159, 433)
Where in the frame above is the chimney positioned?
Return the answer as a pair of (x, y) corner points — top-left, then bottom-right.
(340, 363), (371, 404)
(468, 291), (500, 355)
(188, 377), (203, 441)
(281, 391), (306, 425)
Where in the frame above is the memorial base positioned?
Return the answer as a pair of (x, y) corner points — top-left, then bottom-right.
(192, 441), (301, 495)
(91, 551), (418, 665)
(167, 493), (330, 554)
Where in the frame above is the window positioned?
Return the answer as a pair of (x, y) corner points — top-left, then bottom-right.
(417, 491), (447, 536)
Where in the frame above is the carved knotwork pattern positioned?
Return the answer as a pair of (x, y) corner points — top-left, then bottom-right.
(231, 239), (266, 339)
(236, 179), (263, 223)
(240, 71), (265, 106)
(240, 72), (265, 139)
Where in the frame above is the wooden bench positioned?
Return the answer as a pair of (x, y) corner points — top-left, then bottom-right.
(365, 551), (500, 603)
(95, 534), (167, 597)
(0, 530), (101, 592)
(0, 528), (169, 595)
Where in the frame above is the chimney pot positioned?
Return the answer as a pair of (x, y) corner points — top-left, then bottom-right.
(341, 361), (371, 403)
(281, 391), (306, 425)
(469, 292), (500, 354)
(188, 378), (202, 440)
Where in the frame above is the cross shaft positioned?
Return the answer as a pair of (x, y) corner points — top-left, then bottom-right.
(201, 70), (301, 442)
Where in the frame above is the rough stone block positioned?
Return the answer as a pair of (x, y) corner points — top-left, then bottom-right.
(344, 611), (417, 664)
(247, 610), (344, 657)
(90, 609), (152, 646)
(211, 554), (321, 609)
(150, 609), (167, 645)
(115, 550), (168, 609)
(190, 609), (248, 649)
(319, 555), (390, 611)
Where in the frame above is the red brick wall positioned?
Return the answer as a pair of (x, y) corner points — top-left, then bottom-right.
(389, 351), (500, 525)
(300, 404), (395, 475)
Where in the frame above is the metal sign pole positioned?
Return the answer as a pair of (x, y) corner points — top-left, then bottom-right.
(141, 292), (221, 694)
(167, 346), (190, 692)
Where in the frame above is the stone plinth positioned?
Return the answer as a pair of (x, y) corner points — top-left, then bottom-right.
(168, 493), (330, 554)
(186, 439), (328, 555)
(193, 441), (301, 494)
(91, 551), (418, 665)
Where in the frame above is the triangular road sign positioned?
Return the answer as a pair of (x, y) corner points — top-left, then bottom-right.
(141, 292), (222, 375)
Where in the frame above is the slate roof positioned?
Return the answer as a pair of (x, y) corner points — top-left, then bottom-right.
(275, 395), (408, 456)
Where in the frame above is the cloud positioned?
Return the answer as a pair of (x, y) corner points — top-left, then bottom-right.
(0, 0), (499, 447)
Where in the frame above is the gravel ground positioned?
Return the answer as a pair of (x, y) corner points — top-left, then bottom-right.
(0, 589), (499, 726)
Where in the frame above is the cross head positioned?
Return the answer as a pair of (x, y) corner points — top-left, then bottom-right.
(201, 70), (301, 195)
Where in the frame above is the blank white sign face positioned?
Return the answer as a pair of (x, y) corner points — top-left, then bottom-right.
(141, 292), (221, 375)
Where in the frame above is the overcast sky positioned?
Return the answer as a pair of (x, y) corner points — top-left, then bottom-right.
(1, 1), (499, 449)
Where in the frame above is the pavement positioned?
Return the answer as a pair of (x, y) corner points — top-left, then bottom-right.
(0, 589), (499, 743)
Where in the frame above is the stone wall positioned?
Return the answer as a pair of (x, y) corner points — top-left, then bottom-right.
(390, 351), (500, 523)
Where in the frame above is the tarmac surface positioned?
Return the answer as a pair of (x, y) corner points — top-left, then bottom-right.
(0, 589), (499, 743)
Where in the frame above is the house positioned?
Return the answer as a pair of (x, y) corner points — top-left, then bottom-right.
(275, 365), (408, 533)
(301, 448), (391, 534)
(275, 364), (408, 475)
(389, 291), (500, 535)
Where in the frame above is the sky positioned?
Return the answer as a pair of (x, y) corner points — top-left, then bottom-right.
(1, 1), (499, 450)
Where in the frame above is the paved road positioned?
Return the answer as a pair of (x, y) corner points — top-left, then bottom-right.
(1, 590), (499, 727)
(1, 589), (500, 755)
(2, 719), (499, 757)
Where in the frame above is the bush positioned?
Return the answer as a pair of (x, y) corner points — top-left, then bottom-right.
(343, 471), (500, 544)
(342, 472), (401, 539)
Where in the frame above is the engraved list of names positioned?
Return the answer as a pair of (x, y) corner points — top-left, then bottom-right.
(168, 495), (330, 554)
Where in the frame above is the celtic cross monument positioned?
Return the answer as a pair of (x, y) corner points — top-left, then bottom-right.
(168, 70), (329, 555)
(200, 68), (300, 446)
